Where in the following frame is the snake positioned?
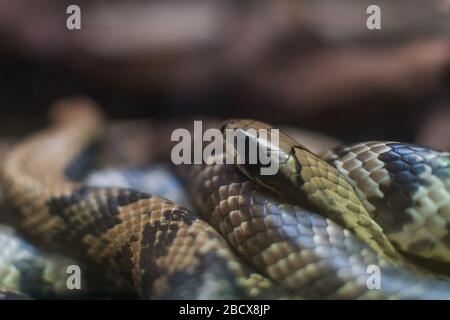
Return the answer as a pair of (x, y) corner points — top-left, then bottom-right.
(0, 97), (450, 299)
(0, 139), (134, 299)
(221, 120), (450, 266)
(0, 100), (285, 300)
(0, 225), (136, 299)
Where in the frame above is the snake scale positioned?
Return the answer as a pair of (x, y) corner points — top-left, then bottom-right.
(0, 225), (136, 299)
(0, 98), (449, 299)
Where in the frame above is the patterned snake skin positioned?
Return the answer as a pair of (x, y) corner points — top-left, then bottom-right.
(0, 138), (134, 299)
(325, 142), (450, 270)
(183, 157), (450, 298)
(222, 121), (450, 266)
(0, 100), (286, 300)
(0, 225), (135, 299)
(0, 99), (450, 299)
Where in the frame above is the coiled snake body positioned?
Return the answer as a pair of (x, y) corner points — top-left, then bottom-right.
(1, 100), (450, 299)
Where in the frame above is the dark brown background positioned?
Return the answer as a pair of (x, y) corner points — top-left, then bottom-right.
(0, 0), (449, 147)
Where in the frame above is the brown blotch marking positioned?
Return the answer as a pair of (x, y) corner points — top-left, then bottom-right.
(407, 239), (435, 253)
(112, 242), (135, 283)
(390, 239), (402, 250)
(368, 194), (413, 233)
(140, 220), (180, 257)
(138, 218), (181, 297)
(171, 208), (196, 226)
(369, 157), (414, 232)
(162, 250), (246, 299)
(48, 187), (150, 240)
(442, 224), (450, 248)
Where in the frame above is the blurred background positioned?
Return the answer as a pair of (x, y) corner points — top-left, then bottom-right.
(0, 0), (449, 149)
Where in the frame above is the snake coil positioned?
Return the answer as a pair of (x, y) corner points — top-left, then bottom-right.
(0, 99), (449, 299)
